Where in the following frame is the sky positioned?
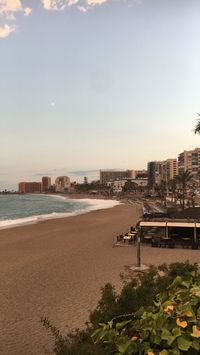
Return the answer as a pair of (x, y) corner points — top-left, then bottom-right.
(1, 0), (200, 190)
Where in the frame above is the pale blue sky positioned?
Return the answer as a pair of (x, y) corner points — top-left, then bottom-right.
(1, 0), (200, 189)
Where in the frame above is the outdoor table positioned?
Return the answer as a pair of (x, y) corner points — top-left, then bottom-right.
(181, 237), (191, 248)
(123, 235), (132, 240)
(123, 235), (136, 244)
(160, 237), (175, 248)
(143, 236), (152, 243)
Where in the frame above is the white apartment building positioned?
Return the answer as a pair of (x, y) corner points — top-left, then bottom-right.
(106, 177), (148, 193)
(165, 159), (178, 181)
(55, 176), (71, 192)
(178, 148), (200, 176)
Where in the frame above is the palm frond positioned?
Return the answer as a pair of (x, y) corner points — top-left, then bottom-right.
(194, 114), (200, 134)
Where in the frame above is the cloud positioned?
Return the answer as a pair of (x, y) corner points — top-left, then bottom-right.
(86, 0), (107, 5)
(0, 0), (22, 14)
(40, 0), (144, 14)
(23, 7), (32, 16)
(69, 169), (99, 176)
(5, 13), (16, 20)
(0, 24), (15, 38)
(42, 0), (67, 11)
(0, 1), (33, 38)
(50, 102), (56, 107)
(77, 5), (87, 12)
(41, 0), (110, 12)
(68, 0), (79, 6)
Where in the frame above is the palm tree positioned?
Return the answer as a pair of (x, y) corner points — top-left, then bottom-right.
(157, 180), (167, 206)
(194, 113), (200, 134)
(168, 178), (177, 203)
(197, 170), (200, 188)
(176, 170), (193, 209)
(123, 180), (137, 193)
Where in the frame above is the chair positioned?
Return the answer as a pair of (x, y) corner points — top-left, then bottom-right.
(181, 237), (191, 249)
(151, 236), (161, 248)
(117, 235), (123, 242)
(160, 238), (175, 248)
(128, 236), (135, 244)
(143, 235), (152, 244)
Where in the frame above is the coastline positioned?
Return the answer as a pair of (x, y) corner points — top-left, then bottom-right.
(0, 194), (121, 231)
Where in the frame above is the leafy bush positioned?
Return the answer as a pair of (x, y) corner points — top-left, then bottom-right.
(93, 265), (200, 354)
(42, 262), (199, 354)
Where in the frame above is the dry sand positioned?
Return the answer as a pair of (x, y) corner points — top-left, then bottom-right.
(0, 201), (200, 355)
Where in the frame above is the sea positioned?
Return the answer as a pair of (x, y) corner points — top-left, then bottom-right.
(0, 194), (120, 230)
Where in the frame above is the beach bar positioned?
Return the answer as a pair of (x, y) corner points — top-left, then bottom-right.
(139, 219), (200, 248)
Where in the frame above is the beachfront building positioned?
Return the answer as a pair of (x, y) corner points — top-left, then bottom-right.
(55, 176), (71, 193)
(148, 159), (178, 187)
(42, 176), (51, 192)
(100, 169), (134, 184)
(106, 176), (148, 193)
(132, 177), (148, 187)
(133, 170), (148, 179)
(147, 161), (164, 187)
(178, 148), (200, 176)
(106, 180), (126, 193)
(165, 159), (178, 181)
(18, 182), (42, 193)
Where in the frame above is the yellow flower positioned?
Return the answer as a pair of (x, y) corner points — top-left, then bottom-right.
(148, 352), (155, 355)
(181, 310), (193, 317)
(176, 317), (188, 328)
(131, 336), (138, 341)
(164, 305), (174, 313)
(191, 325), (200, 338)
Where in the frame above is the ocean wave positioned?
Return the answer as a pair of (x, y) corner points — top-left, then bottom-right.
(0, 198), (120, 230)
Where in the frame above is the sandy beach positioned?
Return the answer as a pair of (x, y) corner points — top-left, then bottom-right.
(0, 201), (200, 355)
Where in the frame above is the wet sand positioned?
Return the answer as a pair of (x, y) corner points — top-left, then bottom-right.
(0, 202), (200, 355)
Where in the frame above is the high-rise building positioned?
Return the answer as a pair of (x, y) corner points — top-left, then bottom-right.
(178, 148), (200, 175)
(55, 176), (71, 192)
(165, 159), (178, 181)
(18, 182), (42, 193)
(42, 176), (51, 192)
(147, 159), (178, 187)
(147, 161), (164, 187)
(100, 170), (134, 184)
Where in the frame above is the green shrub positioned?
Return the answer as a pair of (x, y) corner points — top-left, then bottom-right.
(93, 264), (200, 354)
(43, 262), (199, 354)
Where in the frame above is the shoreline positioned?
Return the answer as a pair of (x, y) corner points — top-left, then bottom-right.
(0, 194), (121, 231)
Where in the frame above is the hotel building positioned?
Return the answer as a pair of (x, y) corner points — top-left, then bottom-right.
(165, 159), (178, 181)
(178, 148), (200, 176)
(18, 182), (42, 193)
(148, 159), (178, 187)
(100, 170), (134, 184)
(147, 161), (163, 187)
(42, 176), (51, 192)
(55, 176), (71, 193)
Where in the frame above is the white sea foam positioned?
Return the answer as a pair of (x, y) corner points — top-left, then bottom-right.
(0, 198), (120, 230)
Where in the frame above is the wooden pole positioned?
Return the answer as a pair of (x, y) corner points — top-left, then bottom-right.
(137, 228), (141, 268)
(166, 222), (168, 238)
(193, 223), (197, 249)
